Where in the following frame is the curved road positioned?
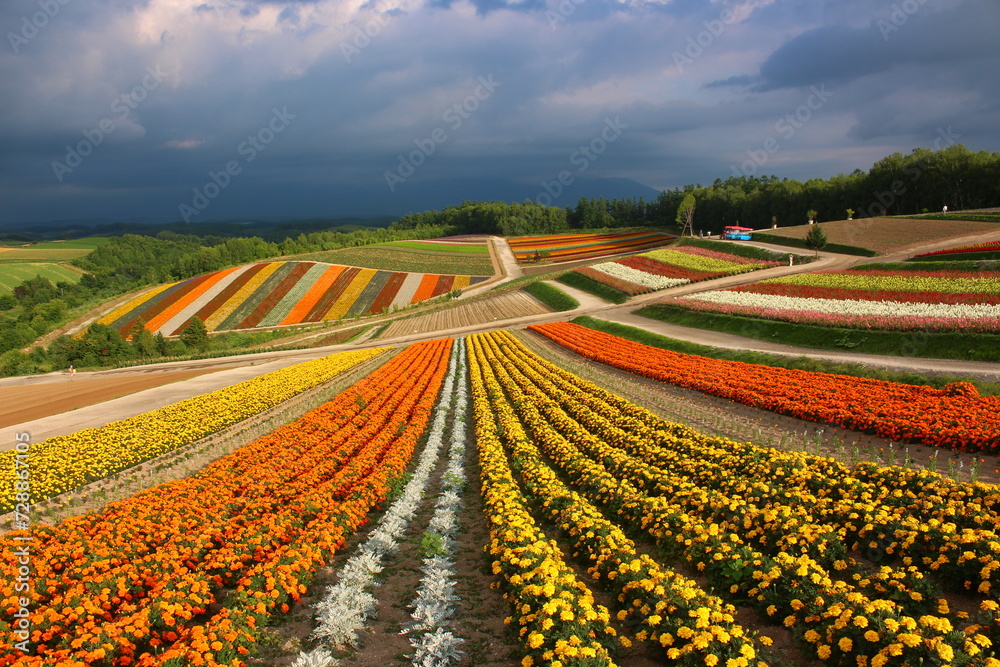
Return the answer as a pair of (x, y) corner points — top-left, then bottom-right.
(2, 234), (998, 447)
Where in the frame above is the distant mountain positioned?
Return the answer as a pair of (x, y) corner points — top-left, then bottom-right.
(0, 176), (661, 235)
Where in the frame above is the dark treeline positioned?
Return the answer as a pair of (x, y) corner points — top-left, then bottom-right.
(392, 144), (1000, 235)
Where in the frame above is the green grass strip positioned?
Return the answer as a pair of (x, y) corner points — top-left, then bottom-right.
(852, 260), (1000, 272)
(522, 281), (579, 311)
(675, 237), (811, 262)
(749, 233), (878, 257)
(572, 315), (1000, 396)
(634, 303), (1000, 363)
(907, 252), (1000, 263)
(556, 272), (629, 304)
(380, 240), (489, 254)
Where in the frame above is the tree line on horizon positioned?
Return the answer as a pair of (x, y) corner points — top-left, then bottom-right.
(391, 144), (1000, 235)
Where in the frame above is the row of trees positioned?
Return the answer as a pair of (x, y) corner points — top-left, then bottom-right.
(390, 145), (1000, 236)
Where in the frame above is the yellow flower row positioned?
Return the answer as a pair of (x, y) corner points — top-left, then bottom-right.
(204, 261), (285, 330)
(96, 283), (175, 326)
(323, 268), (377, 321)
(474, 330), (994, 667)
(469, 331), (767, 666)
(468, 335), (618, 667)
(0, 346), (389, 512)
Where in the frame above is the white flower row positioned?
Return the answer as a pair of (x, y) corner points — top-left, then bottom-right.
(407, 338), (469, 667)
(589, 260), (690, 290)
(686, 290), (1000, 320)
(294, 339), (464, 667)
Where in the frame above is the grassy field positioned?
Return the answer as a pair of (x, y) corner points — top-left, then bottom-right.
(379, 240), (489, 254)
(757, 217), (996, 255)
(522, 281), (579, 311)
(556, 271), (629, 304)
(0, 237), (109, 262)
(288, 246), (495, 275)
(0, 263), (84, 291)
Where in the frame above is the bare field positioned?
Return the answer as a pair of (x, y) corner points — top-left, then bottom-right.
(378, 290), (550, 338)
(0, 368), (222, 428)
(762, 217), (998, 255)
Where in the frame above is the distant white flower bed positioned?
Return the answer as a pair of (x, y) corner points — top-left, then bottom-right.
(589, 261), (690, 290)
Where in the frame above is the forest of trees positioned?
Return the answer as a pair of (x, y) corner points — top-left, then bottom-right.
(391, 144), (1000, 236)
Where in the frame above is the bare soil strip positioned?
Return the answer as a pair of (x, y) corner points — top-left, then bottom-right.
(379, 291), (550, 339)
(0, 368), (222, 429)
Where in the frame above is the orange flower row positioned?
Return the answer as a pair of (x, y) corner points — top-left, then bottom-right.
(0, 339), (454, 666)
(529, 322), (1000, 452)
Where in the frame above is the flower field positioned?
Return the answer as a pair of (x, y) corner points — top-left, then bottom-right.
(0, 338), (453, 666)
(508, 231), (674, 264)
(0, 346), (388, 513)
(571, 246), (782, 296)
(671, 268), (1000, 333)
(468, 329), (1000, 667)
(913, 241), (1000, 260)
(529, 321), (1000, 451)
(6, 323), (1000, 666)
(97, 261), (489, 336)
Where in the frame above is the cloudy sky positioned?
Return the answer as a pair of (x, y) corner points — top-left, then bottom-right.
(1, 0), (998, 225)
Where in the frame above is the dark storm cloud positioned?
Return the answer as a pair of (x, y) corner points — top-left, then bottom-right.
(0, 0), (997, 224)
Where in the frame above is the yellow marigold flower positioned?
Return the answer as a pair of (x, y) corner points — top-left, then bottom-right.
(759, 636), (773, 647)
(521, 657), (533, 667)
(865, 630), (880, 642)
(839, 637), (853, 652)
(817, 645), (832, 659)
(937, 644), (954, 662)
(705, 656), (719, 666)
(528, 632), (544, 649)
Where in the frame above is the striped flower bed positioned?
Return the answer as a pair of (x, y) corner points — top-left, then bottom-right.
(569, 245), (780, 296)
(672, 269), (1000, 332)
(100, 261), (490, 336)
(913, 240), (1000, 259)
(508, 231), (674, 263)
